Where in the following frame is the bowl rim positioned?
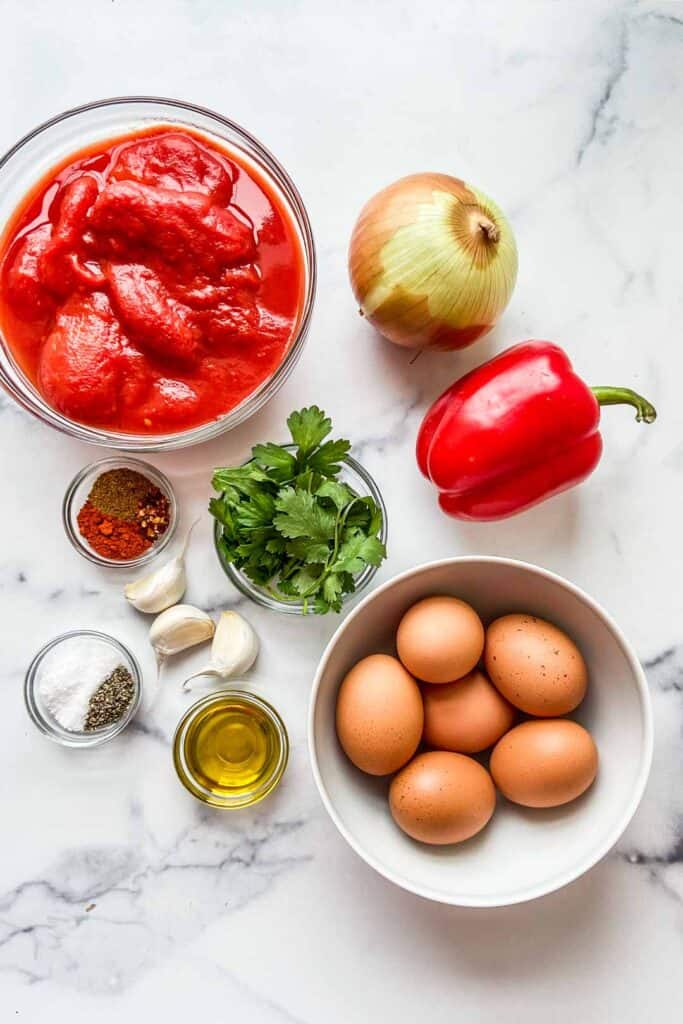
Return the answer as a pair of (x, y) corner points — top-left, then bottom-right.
(0, 95), (316, 451)
(307, 555), (654, 908)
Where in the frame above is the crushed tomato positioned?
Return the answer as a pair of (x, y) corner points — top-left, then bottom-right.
(0, 127), (306, 433)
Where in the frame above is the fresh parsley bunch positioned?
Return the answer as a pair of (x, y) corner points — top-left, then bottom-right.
(210, 406), (387, 614)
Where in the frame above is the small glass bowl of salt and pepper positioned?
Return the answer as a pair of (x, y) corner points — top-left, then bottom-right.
(63, 456), (177, 568)
(24, 630), (142, 748)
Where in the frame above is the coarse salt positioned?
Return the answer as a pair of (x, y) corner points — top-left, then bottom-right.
(37, 637), (123, 732)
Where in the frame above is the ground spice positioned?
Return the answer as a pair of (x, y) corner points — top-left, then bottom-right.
(83, 665), (135, 731)
(77, 501), (151, 560)
(77, 467), (171, 560)
(89, 468), (154, 520)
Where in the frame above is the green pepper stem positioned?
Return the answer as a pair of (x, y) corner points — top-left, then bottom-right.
(591, 387), (657, 424)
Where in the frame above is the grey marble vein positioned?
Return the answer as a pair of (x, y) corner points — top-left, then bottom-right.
(577, 8), (631, 165)
(0, 819), (309, 994)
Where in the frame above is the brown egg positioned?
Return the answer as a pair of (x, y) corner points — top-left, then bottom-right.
(484, 614), (587, 716)
(490, 719), (598, 808)
(389, 750), (496, 845)
(422, 669), (516, 753)
(396, 595), (484, 683)
(336, 654), (423, 776)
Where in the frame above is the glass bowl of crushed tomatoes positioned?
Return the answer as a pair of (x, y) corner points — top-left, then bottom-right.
(0, 97), (316, 451)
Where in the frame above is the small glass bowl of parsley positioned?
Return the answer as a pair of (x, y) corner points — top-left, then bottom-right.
(211, 407), (388, 615)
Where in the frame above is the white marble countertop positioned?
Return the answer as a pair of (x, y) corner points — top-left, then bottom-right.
(1, 1), (682, 1020)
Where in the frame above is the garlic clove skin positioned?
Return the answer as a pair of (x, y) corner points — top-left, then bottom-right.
(124, 520), (197, 614)
(183, 610), (259, 691)
(149, 604), (215, 658)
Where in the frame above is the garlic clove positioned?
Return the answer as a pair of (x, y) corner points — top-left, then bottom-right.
(149, 604), (215, 658)
(183, 610), (259, 691)
(211, 610), (259, 675)
(124, 520), (197, 614)
(125, 557), (186, 614)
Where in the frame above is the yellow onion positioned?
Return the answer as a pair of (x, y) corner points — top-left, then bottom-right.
(348, 173), (518, 350)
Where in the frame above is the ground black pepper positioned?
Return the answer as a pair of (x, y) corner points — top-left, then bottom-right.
(83, 665), (135, 731)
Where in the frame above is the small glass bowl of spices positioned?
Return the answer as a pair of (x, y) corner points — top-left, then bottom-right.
(63, 457), (176, 567)
(25, 630), (142, 748)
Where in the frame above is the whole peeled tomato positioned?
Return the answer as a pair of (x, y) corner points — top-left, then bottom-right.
(484, 614), (587, 716)
(490, 719), (598, 808)
(397, 595), (484, 684)
(389, 751), (496, 845)
(422, 669), (516, 753)
(38, 293), (123, 423)
(348, 173), (517, 351)
(335, 654), (423, 776)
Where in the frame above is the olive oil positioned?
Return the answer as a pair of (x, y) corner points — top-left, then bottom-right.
(174, 692), (288, 808)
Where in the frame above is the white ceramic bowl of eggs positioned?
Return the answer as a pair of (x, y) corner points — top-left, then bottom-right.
(308, 557), (653, 907)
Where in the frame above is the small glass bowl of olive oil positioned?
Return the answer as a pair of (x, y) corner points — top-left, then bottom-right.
(173, 690), (289, 808)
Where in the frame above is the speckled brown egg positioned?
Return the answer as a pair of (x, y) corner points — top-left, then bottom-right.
(484, 614), (587, 716)
(422, 669), (517, 753)
(389, 750), (496, 844)
(336, 654), (423, 776)
(396, 595), (484, 683)
(490, 719), (598, 808)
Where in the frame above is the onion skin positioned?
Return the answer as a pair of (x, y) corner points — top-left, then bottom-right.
(349, 173), (518, 351)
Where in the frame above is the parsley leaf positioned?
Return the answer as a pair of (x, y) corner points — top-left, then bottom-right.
(308, 438), (351, 477)
(345, 496), (383, 534)
(331, 531), (367, 574)
(273, 488), (337, 541)
(356, 535), (386, 566)
(251, 443), (297, 482)
(212, 465), (273, 499)
(316, 479), (355, 509)
(286, 537), (331, 563)
(322, 573), (344, 606)
(287, 406), (332, 455)
(234, 490), (276, 529)
(290, 565), (324, 595)
(209, 497), (235, 531)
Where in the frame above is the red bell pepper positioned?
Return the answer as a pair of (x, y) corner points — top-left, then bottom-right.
(416, 341), (656, 521)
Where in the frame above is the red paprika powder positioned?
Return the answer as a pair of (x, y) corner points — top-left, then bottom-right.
(77, 501), (151, 560)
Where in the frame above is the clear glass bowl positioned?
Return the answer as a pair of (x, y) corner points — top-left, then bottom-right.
(24, 630), (142, 748)
(173, 690), (289, 808)
(0, 96), (316, 451)
(214, 452), (388, 614)
(63, 456), (177, 567)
